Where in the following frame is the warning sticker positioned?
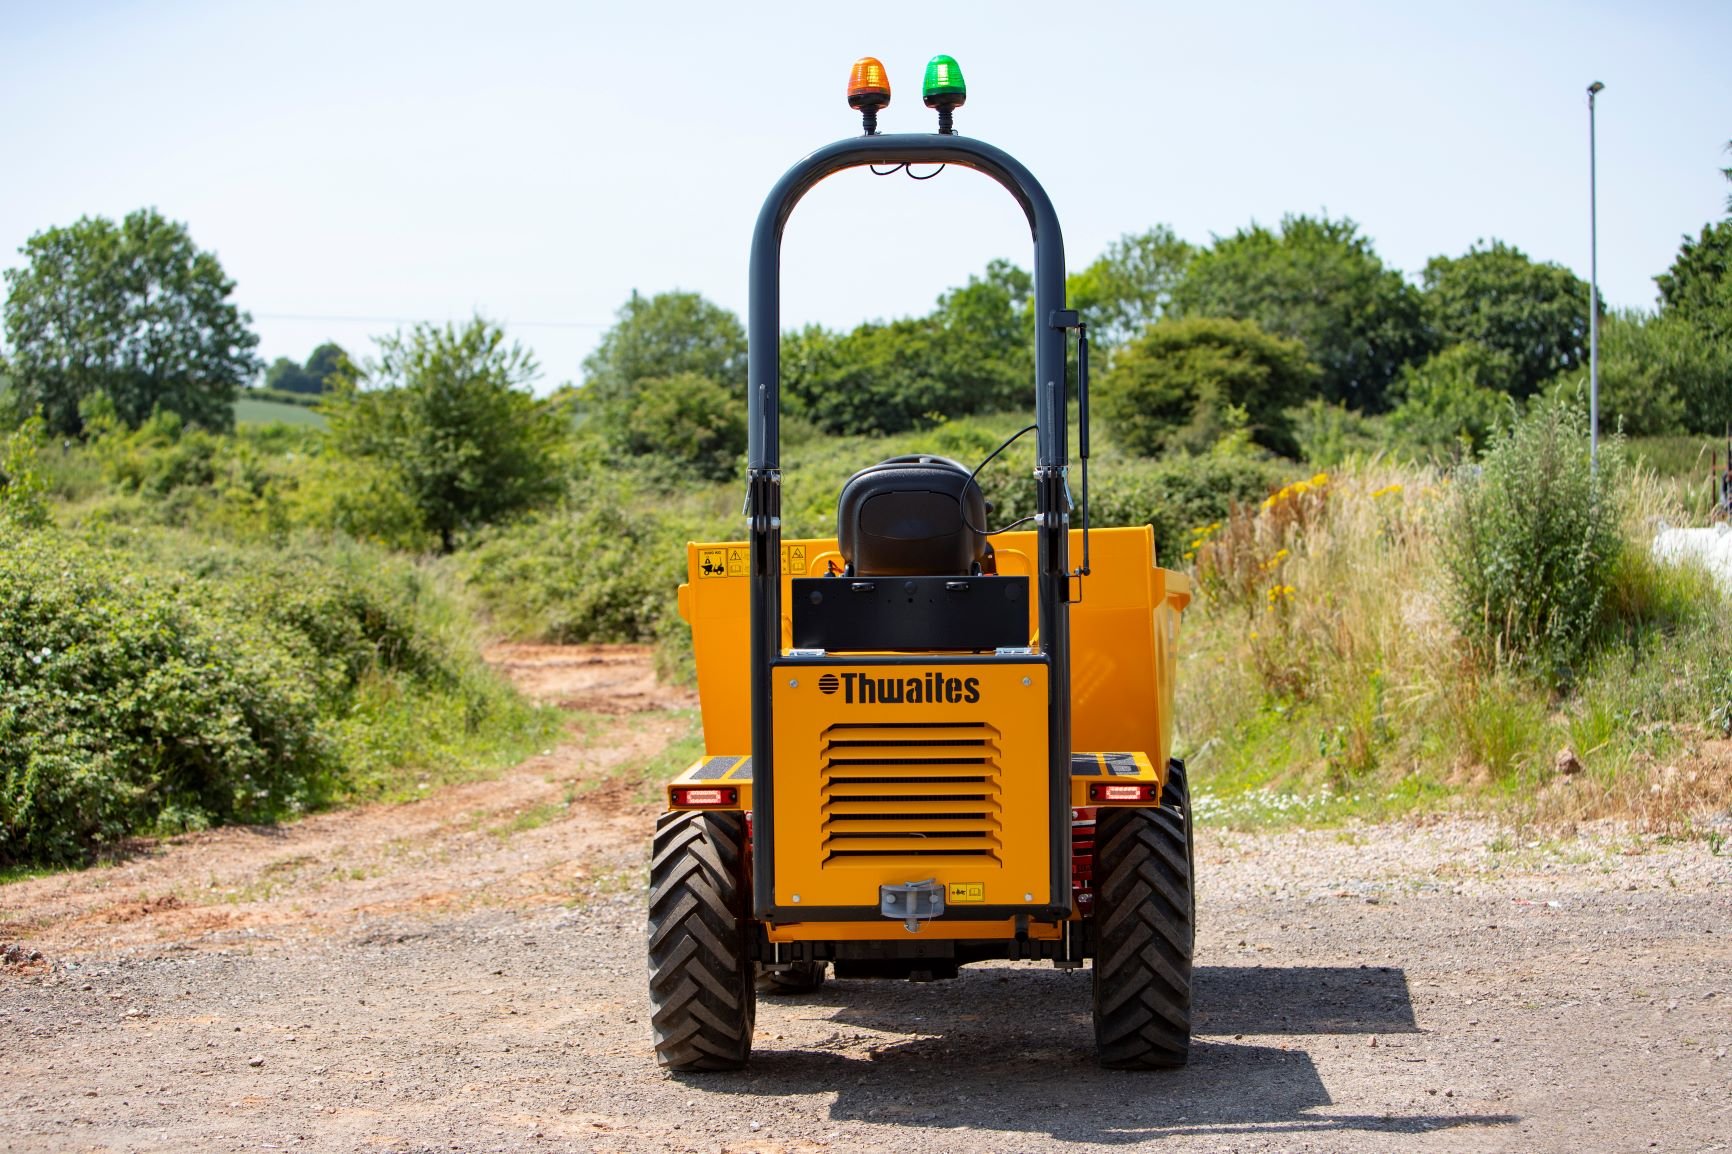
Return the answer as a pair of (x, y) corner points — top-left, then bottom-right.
(698, 548), (727, 579)
(726, 547), (748, 577)
(780, 544), (808, 575)
(947, 882), (985, 904)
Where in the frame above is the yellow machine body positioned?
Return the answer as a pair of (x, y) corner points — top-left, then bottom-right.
(668, 524), (1189, 941)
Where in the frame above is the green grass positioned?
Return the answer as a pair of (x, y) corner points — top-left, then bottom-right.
(1626, 434), (1726, 481)
(234, 397), (327, 428)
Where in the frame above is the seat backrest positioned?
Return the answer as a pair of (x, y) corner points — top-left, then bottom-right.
(835, 455), (987, 576)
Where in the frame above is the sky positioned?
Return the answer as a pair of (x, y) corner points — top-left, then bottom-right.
(3, 0), (1729, 389)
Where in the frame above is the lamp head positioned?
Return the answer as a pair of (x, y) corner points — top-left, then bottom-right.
(922, 55), (967, 134)
(1587, 80), (1605, 95)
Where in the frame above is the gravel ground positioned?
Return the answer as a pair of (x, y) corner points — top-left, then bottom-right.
(3, 647), (1729, 1153)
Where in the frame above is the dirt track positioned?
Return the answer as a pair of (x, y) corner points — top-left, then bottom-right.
(3, 645), (1730, 1153)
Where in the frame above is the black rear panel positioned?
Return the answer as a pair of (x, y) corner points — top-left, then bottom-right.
(791, 575), (1028, 652)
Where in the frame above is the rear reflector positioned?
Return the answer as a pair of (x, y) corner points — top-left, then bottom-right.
(672, 787), (738, 808)
(1089, 783), (1159, 803)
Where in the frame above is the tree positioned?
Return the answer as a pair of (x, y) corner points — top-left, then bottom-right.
(1591, 310), (1731, 436)
(262, 342), (350, 395)
(303, 342), (350, 390)
(1656, 218), (1732, 346)
(1171, 214), (1429, 411)
(783, 318), (951, 436)
(2, 208), (260, 435)
(1723, 138), (1732, 215)
(264, 357), (317, 394)
(325, 318), (565, 552)
(781, 261), (1036, 436)
(1066, 226), (1195, 350)
(1421, 240), (1592, 397)
(926, 258), (1033, 410)
(582, 291), (747, 411)
(1097, 316), (1318, 458)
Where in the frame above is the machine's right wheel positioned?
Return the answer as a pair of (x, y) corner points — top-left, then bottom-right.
(1091, 804), (1194, 1070)
(647, 810), (756, 1071)
(755, 960), (827, 995)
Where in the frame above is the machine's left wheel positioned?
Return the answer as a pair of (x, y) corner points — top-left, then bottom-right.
(647, 810), (756, 1071)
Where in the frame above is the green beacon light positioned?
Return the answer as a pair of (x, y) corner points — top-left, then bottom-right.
(922, 55), (966, 134)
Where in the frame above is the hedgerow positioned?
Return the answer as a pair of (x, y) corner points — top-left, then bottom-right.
(0, 524), (552, 866)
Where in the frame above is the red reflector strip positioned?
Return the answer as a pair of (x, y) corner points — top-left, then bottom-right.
(672, 787), (737, 807)
(1089, 783), (1158, 803)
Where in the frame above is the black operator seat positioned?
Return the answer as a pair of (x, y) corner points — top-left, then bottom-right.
(835, 455), (988, 576)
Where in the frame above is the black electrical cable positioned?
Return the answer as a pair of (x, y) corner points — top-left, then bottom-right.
(960, 423), (1040, 536)
(870, 163), (906, 176)
(906, 163), (946, 180)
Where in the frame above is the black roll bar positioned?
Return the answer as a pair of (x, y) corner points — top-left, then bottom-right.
(744, 132), (1073, 922)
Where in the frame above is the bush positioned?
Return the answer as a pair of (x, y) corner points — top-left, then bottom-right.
(1385, 343), (1514, 454)
(617, 373), (745, 482)
(1289, 399), (1388, 468)
(0, 526), (551, 866)
(0, 528), (330, 864)
(0, 416), (51, 529)
(977, 435), (1291, 566)
(1097, 317), (1316, 458)
(460, 495), (728, 645)
(1441, 399), (1621, 680)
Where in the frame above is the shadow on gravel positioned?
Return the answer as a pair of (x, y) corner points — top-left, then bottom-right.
(687, 965), (1516, 1144)
(1194, 964), (1420, 1035)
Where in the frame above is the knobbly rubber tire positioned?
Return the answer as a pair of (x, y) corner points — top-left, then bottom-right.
(1091, 798), (1195, 1070)
(755, 960), (827, 995)
(647, 810), (755, 1071)
(1163, 758), (1197, 925)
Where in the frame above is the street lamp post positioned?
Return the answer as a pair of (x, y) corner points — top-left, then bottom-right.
(1588, 80), (1604, 470)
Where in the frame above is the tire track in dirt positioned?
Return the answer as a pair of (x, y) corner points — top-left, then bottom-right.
(0, 645), (688, 957)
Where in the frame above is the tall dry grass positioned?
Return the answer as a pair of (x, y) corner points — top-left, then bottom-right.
(1175, 453), (1732, 834)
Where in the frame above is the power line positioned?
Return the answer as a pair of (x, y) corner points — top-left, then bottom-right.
(250, 312), (611, 330)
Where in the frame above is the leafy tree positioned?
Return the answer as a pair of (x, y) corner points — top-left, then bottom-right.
(1724, 139), (1732, 214)
(620, 373), (746, 481)
(1655, 218), (1732, 346)
(264, 357), (317, 394)
(263, 342), (350, 395)
(1097, 316), (1317, 458)
(1386, 343), (1514, 453)
(303, 342), (350, 390)
(1066, 226), (1195, 350)
(2, 208), (260, 435)
(782, 262), (1035, 436)
(325, 318), (565, 552)
(1591, 310), (1731, 436)
(1172, 214), (1429, 411)
(1422, 240), (1591, 396)
(582, 291), (747, 411)
(784, 318), (949, 436)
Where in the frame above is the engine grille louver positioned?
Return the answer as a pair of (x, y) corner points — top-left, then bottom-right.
(819, 722), (1003, 866)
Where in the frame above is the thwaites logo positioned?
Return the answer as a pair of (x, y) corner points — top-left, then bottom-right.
(820, 671), (981, 705)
